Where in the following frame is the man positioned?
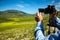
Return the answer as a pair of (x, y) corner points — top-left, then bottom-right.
(34, 10), (60, 40)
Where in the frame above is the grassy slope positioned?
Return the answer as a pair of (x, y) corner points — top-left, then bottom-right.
(0, 16), (36, 40)
(0, 10), (60, 40)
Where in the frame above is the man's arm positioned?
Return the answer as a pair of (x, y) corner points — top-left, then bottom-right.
(34, 21), (45, 40)
(34, 12), (45, 40)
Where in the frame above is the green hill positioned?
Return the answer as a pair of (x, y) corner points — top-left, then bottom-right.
(0, 10), (29, 18)
(0, 10), (34, 23)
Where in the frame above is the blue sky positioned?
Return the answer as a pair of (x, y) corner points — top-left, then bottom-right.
(0, 0), (60, 14)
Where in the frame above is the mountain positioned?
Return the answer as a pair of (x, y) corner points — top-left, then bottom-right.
(0, 10), (29, 18)
(0, 10), (33, 22)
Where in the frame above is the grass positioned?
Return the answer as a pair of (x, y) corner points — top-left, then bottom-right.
(0, 15), (36, 40)
(0, 21), (36, 40)
(0, 22), (36, 40)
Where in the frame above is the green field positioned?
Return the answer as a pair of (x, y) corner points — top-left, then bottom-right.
(0, 10), (60, 40)
(0, 15), (36, 40)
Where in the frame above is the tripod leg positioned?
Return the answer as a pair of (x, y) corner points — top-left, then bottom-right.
(48, 26), (50, 35)
(53, 27), (55, 33)
(53, 27), (58, 33)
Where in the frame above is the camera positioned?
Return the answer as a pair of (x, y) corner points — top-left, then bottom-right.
(39, 5), (56, 14)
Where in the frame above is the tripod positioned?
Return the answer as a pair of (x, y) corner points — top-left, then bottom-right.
(47, 17), (58, 35)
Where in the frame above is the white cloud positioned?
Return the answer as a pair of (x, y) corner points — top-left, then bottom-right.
(56, 5), (60, 8)
(56, 2), (60, 7)
(55, 2), (60, 11)
(58, 2), (60, 5)
(16, 4), (25, 8)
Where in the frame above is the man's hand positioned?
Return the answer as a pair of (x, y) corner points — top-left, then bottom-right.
(35, 11), (43, 22)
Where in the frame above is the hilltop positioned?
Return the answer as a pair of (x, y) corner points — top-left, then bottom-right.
(0, 10), (30, 18)
(0, 10), (34, 22)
